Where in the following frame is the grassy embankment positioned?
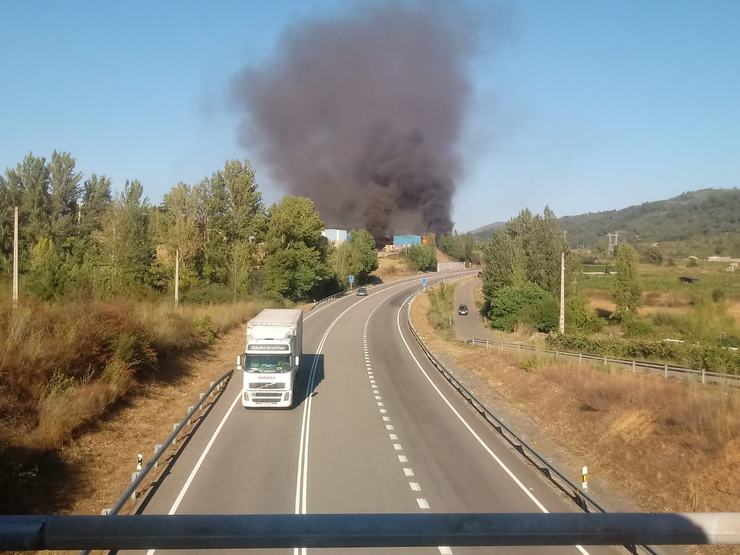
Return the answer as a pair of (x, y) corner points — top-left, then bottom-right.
(0, 298), (268, 513)
(582, 261), (740, 319)
(414, 288), (740, 520)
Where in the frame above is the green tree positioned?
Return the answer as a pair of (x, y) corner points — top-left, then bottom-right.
(334, 229), (378, 285)
(5, 153), (50, 264)
(0, 175), (12, 271)
(488, 282), (551, 331)
(152, 182), (202, 292)
(48, 151), (81, 247)
(406, 244), (437, 272)
(525, 207), (568, 295)
(197, 160), (264, 288)
(439, 232), (476, 262)
(26, 237), (63, 301)
(482, 229), (525, 298)
(93, 180), (153, 295)
(80, 174), (112, 237)
(263, 196), (330, 300)
(612, 243), (642, 318)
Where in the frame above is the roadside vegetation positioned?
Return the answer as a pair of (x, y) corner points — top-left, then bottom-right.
(412, 289), (740, 518)
(0, 150), (381, 513)
(0, 297), (268, 512)
(426, 282), (455, 338)
(403, 243), (438, 272)
(477, 206), (739, 373)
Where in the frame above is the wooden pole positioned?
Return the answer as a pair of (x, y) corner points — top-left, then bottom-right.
(174, 248), (179, 307)
(559, 251), (565, 334)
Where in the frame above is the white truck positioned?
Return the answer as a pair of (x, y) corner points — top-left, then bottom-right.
(238, 308), (303, 408)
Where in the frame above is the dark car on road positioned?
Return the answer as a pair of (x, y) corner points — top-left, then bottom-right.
(356, 286), (367, 296)
(458, 304), (469, 315)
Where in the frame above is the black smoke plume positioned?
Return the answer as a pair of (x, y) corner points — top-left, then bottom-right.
(233, 3), (476, 239)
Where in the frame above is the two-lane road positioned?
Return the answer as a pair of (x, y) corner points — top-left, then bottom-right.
(129, 274), (615, 555)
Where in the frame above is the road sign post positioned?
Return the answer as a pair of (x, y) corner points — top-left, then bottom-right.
(348, 274), (355, 287)
(421, 277), (428, 290)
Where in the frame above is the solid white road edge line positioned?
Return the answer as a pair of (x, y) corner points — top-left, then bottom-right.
(146, 391), (242, 555)
(396, 291), (590, 555)
(294, 277), (429, 555)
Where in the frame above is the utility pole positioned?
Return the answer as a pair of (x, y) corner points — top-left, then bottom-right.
(559, 251), (565, 334)
(12, 207), (19, 308)
(607, 232), (619, 255)
(174, 248), (179, 307)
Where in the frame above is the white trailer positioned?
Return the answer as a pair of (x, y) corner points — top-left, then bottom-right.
(238, 309), (303, 408)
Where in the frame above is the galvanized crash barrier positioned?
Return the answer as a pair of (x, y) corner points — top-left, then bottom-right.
(406, 292), (662, 554)
(3, 513), (739, 551)
(103, 370), (232, 516)
(311, 289), (350, 310)
(462, 338), (740, 387)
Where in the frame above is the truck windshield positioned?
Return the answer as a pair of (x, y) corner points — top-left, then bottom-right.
(245, 354), (291, 373)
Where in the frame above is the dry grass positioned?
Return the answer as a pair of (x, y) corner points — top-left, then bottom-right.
(0, 297), (266, 513)
(412, 291), (740, 515)
(374, 255), (414, 277)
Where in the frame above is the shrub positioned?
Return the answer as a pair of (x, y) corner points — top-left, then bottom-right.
(622, 315), (653, 338)
(547, 334), (740, 373)
(711, 288), (726, 303)
(488, 282), (551, 332)
(519, 296), (559, 333)
(427, 283), (455, 330)
(405, 245), (437, 272)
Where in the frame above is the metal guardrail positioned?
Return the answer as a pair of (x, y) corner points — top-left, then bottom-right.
(405, 291), (659, 554)
(311, 289), (350, 310)
(106, 370), (232, 515)
(462, 338), (740, 387)
(3, 513), (739, 550)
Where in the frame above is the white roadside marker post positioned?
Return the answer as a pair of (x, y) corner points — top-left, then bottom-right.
(582, 466), (589, 491)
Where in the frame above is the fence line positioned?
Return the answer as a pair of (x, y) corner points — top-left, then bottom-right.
(462, 338), (739, 387)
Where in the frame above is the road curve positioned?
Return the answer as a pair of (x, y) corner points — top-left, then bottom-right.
(125, 273), (616, 555)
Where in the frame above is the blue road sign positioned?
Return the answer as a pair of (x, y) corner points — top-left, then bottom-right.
(348, 274), (355, 285)
(421, 277), (428, 287)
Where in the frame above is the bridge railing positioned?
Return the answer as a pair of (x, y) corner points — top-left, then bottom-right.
(462, 338), (740, 387)
(2, 513), (738, 551)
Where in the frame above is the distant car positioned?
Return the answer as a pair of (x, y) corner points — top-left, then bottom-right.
(458, 304), (468, 316)
(356, 286), (368, 296)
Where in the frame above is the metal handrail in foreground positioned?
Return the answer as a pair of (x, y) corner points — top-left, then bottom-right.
(2, 513), (738, 551)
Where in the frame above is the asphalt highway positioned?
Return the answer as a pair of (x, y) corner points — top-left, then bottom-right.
(127, 274), (617, 555)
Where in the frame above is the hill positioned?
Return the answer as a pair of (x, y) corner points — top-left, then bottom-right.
(469, 221), (505, 241)
(473, 188), (740, 257)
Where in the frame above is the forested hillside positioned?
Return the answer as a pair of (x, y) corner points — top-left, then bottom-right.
(561, 189), (740, 253)
(473, 189), (740, 257)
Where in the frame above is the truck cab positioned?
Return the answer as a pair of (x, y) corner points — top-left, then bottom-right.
(239, 309), (303, 408)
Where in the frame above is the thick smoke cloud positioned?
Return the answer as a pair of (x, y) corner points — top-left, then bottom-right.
(233, 4), (476, 239)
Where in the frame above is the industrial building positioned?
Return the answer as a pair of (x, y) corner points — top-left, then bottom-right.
(393, 234), (422, 248)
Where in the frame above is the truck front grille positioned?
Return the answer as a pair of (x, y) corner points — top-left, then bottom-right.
(248, 382), (285, 390)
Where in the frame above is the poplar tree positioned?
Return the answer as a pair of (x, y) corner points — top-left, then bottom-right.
(48, 151), (81, 247)
(612, 243), (642, 318)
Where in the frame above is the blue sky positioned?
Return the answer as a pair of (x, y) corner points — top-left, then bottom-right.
(1, 0), (738, 231)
